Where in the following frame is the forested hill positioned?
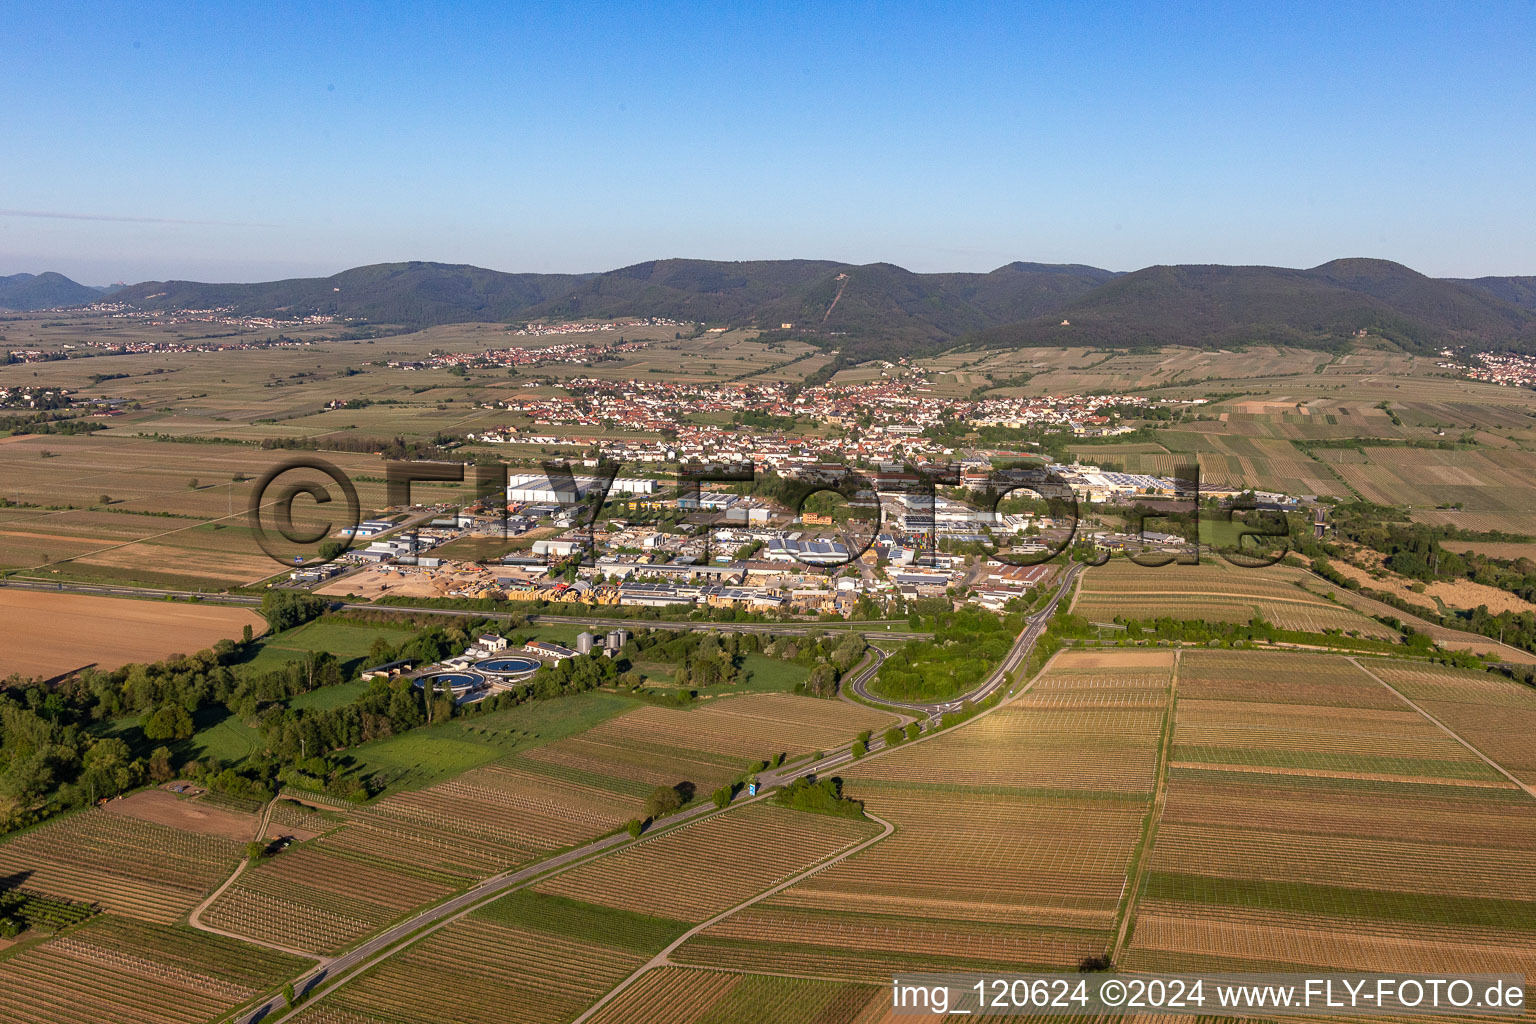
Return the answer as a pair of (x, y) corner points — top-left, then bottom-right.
(45, 257), (1536, 357)
(970, 259), (1536, 353)
(0, 272), (114, 311)
(1454, 275), (1536, 312)
(102, 258), (1115, 352)
(105, 263), (594, 327)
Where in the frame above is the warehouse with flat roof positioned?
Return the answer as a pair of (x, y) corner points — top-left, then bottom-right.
(506, 473), (658, 504)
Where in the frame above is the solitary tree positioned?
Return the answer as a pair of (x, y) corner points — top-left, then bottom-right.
(643, 784), (684, 820)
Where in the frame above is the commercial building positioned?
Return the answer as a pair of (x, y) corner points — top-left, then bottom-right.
(763, 537), (851, 565)
(524, 639), (579, 660)
(506, 473), (658, 504)
(617, 582), (697, 607)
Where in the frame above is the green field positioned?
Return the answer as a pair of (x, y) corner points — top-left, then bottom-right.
(93, 702), (264, 765)
(342, 689), (640, 791)
(240, 617), (419, 676)
(426, 534), (537, 561)
(736, 653), (810, 692)
(288, 678), (373, 710)
(341, 734), (501, 788)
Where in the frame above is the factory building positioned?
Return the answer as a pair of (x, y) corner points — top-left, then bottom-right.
(506, 473), (658, 504)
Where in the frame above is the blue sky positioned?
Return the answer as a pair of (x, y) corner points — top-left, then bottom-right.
(3, 1), (1533, 283)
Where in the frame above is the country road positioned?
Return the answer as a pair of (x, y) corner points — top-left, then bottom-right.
(4, 558), (1070, 1022)
(569, 811), (897, 1024)
(224, 567), (1082, 1023)
(233, 745), (891, 1024)
(229, 566), (1079, 1024)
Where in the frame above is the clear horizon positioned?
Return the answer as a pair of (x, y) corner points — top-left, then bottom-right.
(4, 1), (1533, 284)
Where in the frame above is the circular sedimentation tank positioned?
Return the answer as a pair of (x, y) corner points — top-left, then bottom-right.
(475, 656), (541, 676)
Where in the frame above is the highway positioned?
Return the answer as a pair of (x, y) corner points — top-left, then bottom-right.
(846, 561), (1081, 717)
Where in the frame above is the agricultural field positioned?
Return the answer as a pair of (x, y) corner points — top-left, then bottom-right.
(1326, 445), (1536, 512)
(4, 316), (685, 443)
(200, 839), (457, 955)
(1292, 578), (1536, 664)
(1121, 649), (1536, 979)
(200, 692), (888, 955)
(341, 688), (638, 791)
(584, 967), (887, 1024)
(1322, 548), (1536, 617)
(201, 749), (640, 954)
(671, 651), (1172, 979)
(100, 788), (258, 841)
(239, 616), (420, 677)
(1366, 661), (1536, 785)
(736, 652), (811, 691)
(1070, 558), (1398, 639)
(0, 914), (310, 1024)
(1413, 508), (1536, 535)
(1441, 539), (1536, 560)
(963, 345), (1334, 396)
(0, 808), (242, 922)
(1075, 433), (1349, 499)
(517, 692), (898, 796)
(0, 431), (395, 588)
(533, 802), (879, 921)
(0, 589), (265, 678)
(289, 889), (689, 1024)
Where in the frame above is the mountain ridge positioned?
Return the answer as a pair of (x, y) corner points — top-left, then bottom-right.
(11, 258), (1536, 357)
(0, 272), (115, 311)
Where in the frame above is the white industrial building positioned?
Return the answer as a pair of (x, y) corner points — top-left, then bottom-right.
(531, 538), (584, 558)
(506, 473), (658, 504)
(764, 537), (851, 565)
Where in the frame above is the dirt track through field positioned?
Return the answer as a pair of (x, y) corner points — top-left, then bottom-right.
(1351, 657), (1536, 799)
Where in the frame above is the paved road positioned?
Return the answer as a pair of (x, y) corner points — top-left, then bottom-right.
(570, 811), (897, 1024)
(846, 561), (1081, 717)
(0, 578), (930, 640)
(229, 608), (1052, 1024)
(233, 746), (878, 1024)
(221, 586), (1029, 1023)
